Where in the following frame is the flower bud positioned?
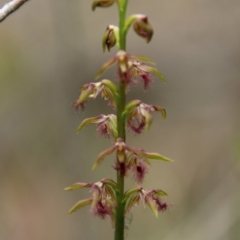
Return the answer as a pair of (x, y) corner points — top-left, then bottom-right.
(102, 25), (118, 52)
(133, 14), (153, 43)
(92, 0), (115, 11)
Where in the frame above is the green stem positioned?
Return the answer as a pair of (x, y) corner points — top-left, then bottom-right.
(115, 1), (128, 240)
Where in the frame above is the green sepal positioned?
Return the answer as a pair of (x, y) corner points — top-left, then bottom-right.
(124, 193), (140, 213)
(125, 146), (151, 165)
(64, 182), (93, 191)
(152, 106), (166, 123)
(123, 187), (141, 213)
(145, 112), (153, 131)
(146, 198), (159, 218)
(77, 117), (99, 133)
(92, 145), (116, 170)
(124, 100), (141, 112)
(145, 152), (173, 162)
(68, 198), (92, 214)
(101, 178), (118, 190)
(157, 108), (166, 119)
(95, 58), (116, 79)
(151, 68), (167, 83)
(108, 114), (118, 140)
(75, 88), (93, 106)
(102, 79), (119, 97)
(123, 187), (141, 202)
(124, 14), (137, 34)
(133, 55), (155, 64)
(153, 189), (168, 197)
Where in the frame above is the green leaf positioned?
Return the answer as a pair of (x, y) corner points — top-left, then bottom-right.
(68, 198), (92, 214)
(145, 152), (173, 162)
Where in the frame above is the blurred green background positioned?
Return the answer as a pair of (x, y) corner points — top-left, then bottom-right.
(1, 0), (240, 239)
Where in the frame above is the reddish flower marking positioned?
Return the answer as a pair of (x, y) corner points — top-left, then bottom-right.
(73, 100), (86, 111)
(131, 161), (148, 183)
(92, 201), (113, 219)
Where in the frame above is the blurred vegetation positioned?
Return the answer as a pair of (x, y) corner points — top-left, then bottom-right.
(0, 0), (240, 240)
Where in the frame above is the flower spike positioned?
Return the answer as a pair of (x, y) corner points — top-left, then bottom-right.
(67, 0), (173, 235)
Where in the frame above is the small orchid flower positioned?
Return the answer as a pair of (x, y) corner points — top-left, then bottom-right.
(65, 179), (117, 220)
(124, 187), (169, 218)
(77, 114), (117, 139)
(92, 138), (173, 171)
(96, 51), (166, 86)
(124, 100), (166, 133)
(73, 79), (118, 110)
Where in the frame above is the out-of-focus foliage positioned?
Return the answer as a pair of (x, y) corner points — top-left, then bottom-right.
(0, 0), (240, 239)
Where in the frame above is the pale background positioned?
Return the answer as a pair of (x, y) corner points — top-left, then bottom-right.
(0, 0), (240, 240)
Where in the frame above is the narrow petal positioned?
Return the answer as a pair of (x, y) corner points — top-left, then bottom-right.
(151, 68), (167, 83)
(145, 196), (159, 218)
(133, 55), (155, 64)
(64, 182), (93, 191)
(145, 152), (173, 162)
(154, 107), (166, 119)
(77, 116), (101, 133)
(152, 189), (168, 197)
(95, 57), (117, 79)
(68, 198), (92, 214)
(92, 145), (117, 170)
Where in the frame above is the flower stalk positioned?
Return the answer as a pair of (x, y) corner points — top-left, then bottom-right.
(66, 1), (173, 240)
(115, 2), (128, 239)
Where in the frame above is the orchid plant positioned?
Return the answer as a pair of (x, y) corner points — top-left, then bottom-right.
(65, 1), (173, 239)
